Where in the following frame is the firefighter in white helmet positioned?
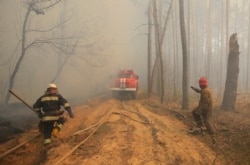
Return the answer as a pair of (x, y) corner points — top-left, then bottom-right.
(33, 83), (74, 146)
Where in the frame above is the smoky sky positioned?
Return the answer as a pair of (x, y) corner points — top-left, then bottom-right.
(0, 0), (148, 105)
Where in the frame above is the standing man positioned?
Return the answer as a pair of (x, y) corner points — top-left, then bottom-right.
(33, 83), (74, 146)
(190, 77), (215, 142)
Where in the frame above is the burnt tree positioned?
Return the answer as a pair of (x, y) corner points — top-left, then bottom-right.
(179, 0), (189, 109)
(221, 33), (240, 111)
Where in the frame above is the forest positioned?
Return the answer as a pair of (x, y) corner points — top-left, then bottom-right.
(0, 0), (249, 109)
(1, 1), (250, 164)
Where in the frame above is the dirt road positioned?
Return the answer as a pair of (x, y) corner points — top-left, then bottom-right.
(0, 96), (226, 165)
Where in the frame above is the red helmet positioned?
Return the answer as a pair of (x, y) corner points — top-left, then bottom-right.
(199, 77), (208, 87)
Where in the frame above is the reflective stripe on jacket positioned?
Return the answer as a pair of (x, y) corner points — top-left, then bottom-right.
(42, 115), (60, 122)
(33, 93), (71, 121)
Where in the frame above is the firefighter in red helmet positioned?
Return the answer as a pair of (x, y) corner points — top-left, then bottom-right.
(189, 77), (216, 143)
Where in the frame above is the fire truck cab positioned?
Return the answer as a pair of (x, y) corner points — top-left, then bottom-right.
(110, 69), (139, 99)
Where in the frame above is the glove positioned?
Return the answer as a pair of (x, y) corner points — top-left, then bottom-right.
(191, 86), (200, 93)
(66, 108), (74, 118)
(191, 86), (196, 90)
(69, 113), (74, 118)
(68, 110), (74, 118)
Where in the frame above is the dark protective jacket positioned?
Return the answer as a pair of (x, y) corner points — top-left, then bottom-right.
(33, 93), (73, 121)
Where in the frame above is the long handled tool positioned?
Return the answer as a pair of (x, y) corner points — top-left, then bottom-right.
(9, 90), (36, 113)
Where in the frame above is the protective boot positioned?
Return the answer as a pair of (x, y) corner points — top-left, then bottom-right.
(52, 128), (59, 138)
(188, 127), (203, 135)
(52, 123), (62, 138)
(43, 138), (51, 146)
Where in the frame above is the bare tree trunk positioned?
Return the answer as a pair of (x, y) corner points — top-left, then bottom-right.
(149, 3), (160, 96)
(3, 0), (64, 105)
(226, 0), (230, 59)
(179, 0), (189, 109)
(148, 0), (153, 97)
(150, 0), (173, 103)
(219, 0), (224, 93)
(206, 0), (212, 81)
(187, 0), (190, 84)
(246, 2), (250, 92)
(191, 0), (197, 84)
(172, 6), (177, 98)
(154, 0), (164, 103)
(3, 1), (33, 105)
(175, 0), (180, 95)
(221, 33), (240, 111)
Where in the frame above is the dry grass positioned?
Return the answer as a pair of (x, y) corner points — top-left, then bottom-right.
(139, 92), (250, 164)
(212, 98), (250, 164)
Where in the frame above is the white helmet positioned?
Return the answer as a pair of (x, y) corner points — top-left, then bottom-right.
(48, 83), (57, 89)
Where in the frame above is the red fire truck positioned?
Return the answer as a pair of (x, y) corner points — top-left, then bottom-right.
(110, 69), (139, 99)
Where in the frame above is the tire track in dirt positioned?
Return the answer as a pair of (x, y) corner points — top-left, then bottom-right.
(134, 102), (220, 164)
(43, 99), (118, 165)
(0, 97), (225, 165)
(80, 100), (155, 165)
(58, 99), (224, 165)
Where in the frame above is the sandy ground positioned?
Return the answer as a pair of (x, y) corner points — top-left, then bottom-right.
(0, 95), (228, 165)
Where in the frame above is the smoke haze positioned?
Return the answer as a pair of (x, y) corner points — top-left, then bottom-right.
(0, 0), (148, 105)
